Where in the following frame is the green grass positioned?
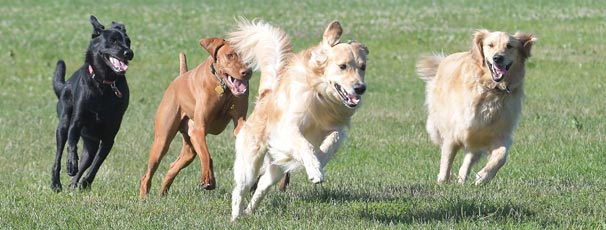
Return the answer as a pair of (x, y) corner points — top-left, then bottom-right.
(1, 0), (606, 228)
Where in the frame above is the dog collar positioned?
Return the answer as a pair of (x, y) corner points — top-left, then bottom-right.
(89, 65), (123, 98)
(491, 84), (511, 95)
(210, 63), (227, 95)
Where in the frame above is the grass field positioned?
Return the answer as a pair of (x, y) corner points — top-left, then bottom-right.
(1, 0), (605, 228)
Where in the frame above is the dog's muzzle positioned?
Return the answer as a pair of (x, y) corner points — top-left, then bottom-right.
(486, 56), (512, 83)
(334, 83), (364, 108)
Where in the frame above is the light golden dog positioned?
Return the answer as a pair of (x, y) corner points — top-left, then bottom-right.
(227, 19), (369, 220)
(417, 29), (537, 185)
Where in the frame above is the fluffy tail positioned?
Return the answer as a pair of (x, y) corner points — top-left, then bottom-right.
(227, 18), (292, 96)
(179, 52), (188, 74)
(53, 60), (66, 98)
(416, 55), (444, 82)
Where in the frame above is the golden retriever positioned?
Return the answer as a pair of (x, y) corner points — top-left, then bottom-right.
(227, 19), (368, 220)
(417, 29), (537, 185)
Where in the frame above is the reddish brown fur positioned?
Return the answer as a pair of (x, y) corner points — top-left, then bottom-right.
(139, 38), (251, 198)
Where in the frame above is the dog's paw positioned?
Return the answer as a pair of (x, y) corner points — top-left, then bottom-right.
(51, 182), (62, 193)
(231, 208), (243, 222)
(79, 179), (91, 190)
(306, 169), (324, 184)
(68, 182), (78, 191)
(474, 172), (491, 185)
(66, 159), (79, 177)
(200, 178), (216, 190)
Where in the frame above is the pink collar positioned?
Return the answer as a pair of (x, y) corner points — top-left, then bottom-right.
(89, 65), (123, 98)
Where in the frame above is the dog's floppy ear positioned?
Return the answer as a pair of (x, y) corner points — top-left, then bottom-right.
(471, 29), (489, 66)
(348, 40), (369, 56)
(514, 32), (537, 59)
(310, 21), (344, 70)
(200, 38), (226, 61)
(322, 21), (343, 48)
(111, 21), (127, 33)
(90, 15), (105, 39)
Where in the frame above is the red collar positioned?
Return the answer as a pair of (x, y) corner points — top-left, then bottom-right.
(89, 65), (123, 98)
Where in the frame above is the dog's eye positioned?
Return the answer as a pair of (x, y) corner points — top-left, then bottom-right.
(226, 53), (234, 59)
(338, 64), (347, 70)
(488, 43), (494, 48)
(506, 44), (513, 49)
(360, 64), (366, 71)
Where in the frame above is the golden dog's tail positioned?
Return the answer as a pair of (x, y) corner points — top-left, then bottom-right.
(227, 18), (292, 96)
(416, 55), (444, 82)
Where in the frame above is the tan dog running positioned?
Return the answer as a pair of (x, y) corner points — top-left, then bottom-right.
(139, 38), (252, 198)
(227, 19), (369, 220)
(417, 30), (537, 185)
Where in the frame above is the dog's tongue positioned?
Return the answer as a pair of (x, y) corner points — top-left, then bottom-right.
(348, 93), (360, 105)
(492, 64), (507, 76)
(232, 79), (248, 93)
(110, 56), (128, 72)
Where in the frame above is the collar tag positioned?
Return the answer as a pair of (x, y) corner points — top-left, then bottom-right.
(215, 85), (224, 94)
(211, 63), (227, 94)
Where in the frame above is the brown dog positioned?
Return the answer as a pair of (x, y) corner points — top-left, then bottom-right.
(139, 38), (252, 198)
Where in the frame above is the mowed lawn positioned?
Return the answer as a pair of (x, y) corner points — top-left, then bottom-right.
(1, 0), (605, 228)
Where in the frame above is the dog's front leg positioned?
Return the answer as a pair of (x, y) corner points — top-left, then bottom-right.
(437, 140), (461, 184)
(317, 130), (346, 169)
(188, 126), (215, 190)
(288, 131), (323, 184)
(65, 115), (84, 177)
(475, 139), (512, 185)
(79, 139), (115, 189)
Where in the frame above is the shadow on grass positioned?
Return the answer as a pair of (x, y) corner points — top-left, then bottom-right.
(294, 183), (540, 225)
(359, 197), (537, 225)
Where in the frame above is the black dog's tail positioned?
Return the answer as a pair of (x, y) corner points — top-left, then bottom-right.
(53, 60), (66, 98)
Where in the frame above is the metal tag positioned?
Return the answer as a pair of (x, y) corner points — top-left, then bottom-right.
(215, 85), (224, 94)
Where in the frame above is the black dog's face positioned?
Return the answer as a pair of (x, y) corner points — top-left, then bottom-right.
(89, 16), (134, 76)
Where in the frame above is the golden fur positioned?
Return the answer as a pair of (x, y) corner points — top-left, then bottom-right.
(227, 19), (369, 220)
(417, 29), (536, 185)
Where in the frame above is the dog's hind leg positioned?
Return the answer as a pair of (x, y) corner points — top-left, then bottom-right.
(160, 135), (196, 195)
(475, 140), (511, 185)
(79, 139), (114, 189)
(437, 140), (460, 184)
(65, 115), (84, 177)
(51, 109), (71, 192)
(188, 126), (216, 190)
(231, 129), (265, 221)
(457, 150), (482, 184)
(245, 163), (284, 215)
(139, 94), (181, 198)
(69, 136), (99, 189)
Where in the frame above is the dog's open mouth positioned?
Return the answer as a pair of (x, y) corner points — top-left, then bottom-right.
(225, 74), (248, 96)
(486, 61), (512, 83)
(104, 54), (129, 74)
(334, 83), (360, 108)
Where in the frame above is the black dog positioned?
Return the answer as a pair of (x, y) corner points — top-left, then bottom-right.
(51, 15), (134, 192)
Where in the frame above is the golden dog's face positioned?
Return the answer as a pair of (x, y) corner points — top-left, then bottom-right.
(311, 21), (369, 109)
(200, 38), (252, 96)
(472, 30), (536, 82)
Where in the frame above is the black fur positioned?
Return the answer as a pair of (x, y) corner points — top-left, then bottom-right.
(51, 15), (134, 192)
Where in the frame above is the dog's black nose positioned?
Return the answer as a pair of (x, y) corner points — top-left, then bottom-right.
(353, 83), (366, 95)
(241, 68), (252, 77)
(492, 55), (504, 64)
(124, 50), (134, 60)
